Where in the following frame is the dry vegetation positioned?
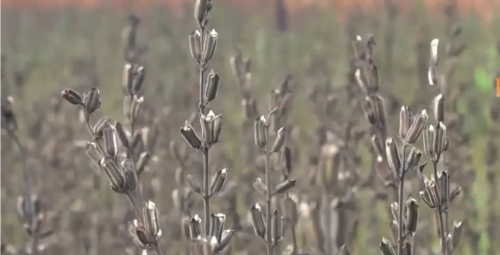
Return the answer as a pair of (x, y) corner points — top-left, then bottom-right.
(1, 0), (500, 254)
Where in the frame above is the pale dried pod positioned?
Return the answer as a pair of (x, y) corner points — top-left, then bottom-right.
(187, 174), (202, 194)
(189, 30), (202, 61)
(194, 0), (208, 25)
(122, 63), (134, 94)
(180, 122), (202, 149)
(271, 127), (286, 153)
(103, 124), (118, 157)
(274, 179), (296, 195)
(202, 29), (218, 62)
(380, 237), (396, 255)
(434, 94), (444, 123)
(252, 178), (267, 196)
(399, 106), (411, 139)
(385, 138), (401, 176)
(210, 168), (227, 195)
(405, 196), (419, 235)
(250, 204), (266, 239)
(271, 210), (282, 244)
(136, 152), (150, 175)
(405, 110), (428, 144)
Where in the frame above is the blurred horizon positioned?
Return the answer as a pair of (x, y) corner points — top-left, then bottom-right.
(1, 0), (498, 21)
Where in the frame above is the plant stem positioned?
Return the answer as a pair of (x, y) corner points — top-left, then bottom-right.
(203, 149), (210, 236)
(442, 151), (449, 234)
(8, 131), (39, 255)
(126, 191), (143, 222)
(153, 243), (165, 255)
(397, 144), (407, 255)
(8, 131), (30, 199)
(198, 25), (206, 116)
(196, 22), (211, 237)
(84, 113), (106, 155)
(291, 222), (298, 254)
(129, 115), (136, 162)
(265, 128), (273, 255)
(436, 208), (446, 255)
(433, 161), (447, 255)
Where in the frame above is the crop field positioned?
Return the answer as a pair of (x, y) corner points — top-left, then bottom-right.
(1, 0), (500, 254)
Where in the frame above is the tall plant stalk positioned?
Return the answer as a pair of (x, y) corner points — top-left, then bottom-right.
(2, 98), (52, 255)
(397, 144), (407, 255)
(196, 23), (211, 235)
(264, 128), (273, 255)
(181, 2), (235, 251)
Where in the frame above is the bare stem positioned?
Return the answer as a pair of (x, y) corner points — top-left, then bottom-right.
(83, 112), (106, 155)
(153, 243), (165, 255)
(198, 25), (206, 116)
(31, 237), (39, 255)
(265, 128), (273, 255)
(129, 115), (136, 162)
(433, 161), (447, 255)
(126, 191), (143, 222)
(8, 131), (30, 197)
(203, 149), (210, 235)
(195, 23), (212, 237)
(436, 208), (446, 255)
(291, 222), (298, 254)
(397, 144), (407, 255)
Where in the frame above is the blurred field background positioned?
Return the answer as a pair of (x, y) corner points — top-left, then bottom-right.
(2, 0), (500, 254)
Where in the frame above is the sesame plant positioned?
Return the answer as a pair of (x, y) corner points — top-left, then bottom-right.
(250, 90), (294, 255)
(417, 38), (463, 255)
(61, 66), (164, 254)
(179, 0), (235, 253)
(2, 97), (54, 255)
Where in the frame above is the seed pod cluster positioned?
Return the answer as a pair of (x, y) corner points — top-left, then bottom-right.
(250, 103), (295, 253)
(129, 201), (162, 249)
(99, 157), (138, 194)
(200, 111), (224, 146)
(61, 87), (101, 115)
(423, 122), (448, 162)
(187, 212), (233, 253)
(353, 34), (379, 95)
(16, 195), (53, 239)
(82, 88), (101, 114)
(60, 28), (166, 253)
(352, 35), (394, 186)
(402, 109), (429, 144)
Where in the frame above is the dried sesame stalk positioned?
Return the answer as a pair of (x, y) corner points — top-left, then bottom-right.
(63, 82), (163, 255)
(184, 2), (233, 247)
(264, 127), (273, 255)
(397, 143), (408, 255)
(432, 160), (447, 255)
